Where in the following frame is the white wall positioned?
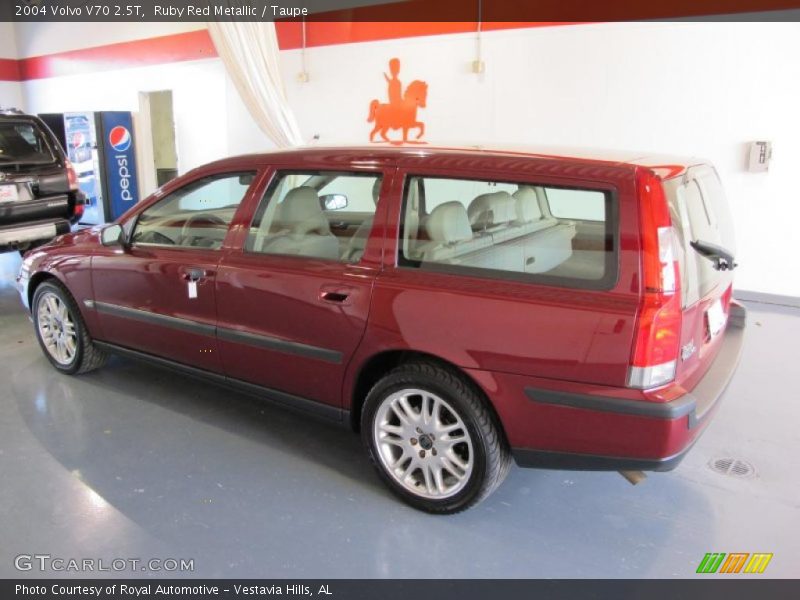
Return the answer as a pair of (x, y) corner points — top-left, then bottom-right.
(0, 22), (23, 110)
(12, 21), (800, 297)
(22, 59), (230, 181)
(12, 21), (205, 57)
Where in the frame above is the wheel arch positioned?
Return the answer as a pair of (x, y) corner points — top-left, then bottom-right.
(28, 271), (63, 309)
(348, 349), (508, 443)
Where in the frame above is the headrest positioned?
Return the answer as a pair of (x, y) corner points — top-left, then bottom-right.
(278, 186), (329, 235)
(425, 201), (473, 244)
(468, 191), (516, 229)
(513, 186), (543, 223)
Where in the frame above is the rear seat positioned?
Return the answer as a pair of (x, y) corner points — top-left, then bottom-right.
(415, 201), (492, 262)
(415, 190), (576, 275)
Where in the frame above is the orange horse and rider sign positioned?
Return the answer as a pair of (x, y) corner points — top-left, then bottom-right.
(368, 58), (428, 144)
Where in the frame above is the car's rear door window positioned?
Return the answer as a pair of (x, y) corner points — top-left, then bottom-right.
(245, 170), (382, 263)
(399, 175), (617, 289)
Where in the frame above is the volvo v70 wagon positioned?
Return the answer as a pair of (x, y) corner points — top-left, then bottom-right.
(17, 145), (745, 513)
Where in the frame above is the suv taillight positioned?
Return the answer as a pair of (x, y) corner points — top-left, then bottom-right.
(628, 169), (682, 389)
(66, 160), (79, 191)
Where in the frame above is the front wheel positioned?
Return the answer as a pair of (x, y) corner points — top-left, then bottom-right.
(361, 361), (510, 514)
(32, 280), (107, 375)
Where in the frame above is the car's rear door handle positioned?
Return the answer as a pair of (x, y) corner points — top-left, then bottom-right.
(319, 285), (356, 305)
(322, 291), (349, 303)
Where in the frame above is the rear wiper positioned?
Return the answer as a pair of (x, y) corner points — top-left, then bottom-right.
(690, 239), (737, 271)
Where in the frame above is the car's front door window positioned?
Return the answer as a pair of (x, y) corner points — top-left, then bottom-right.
(132, 171), (256, 249)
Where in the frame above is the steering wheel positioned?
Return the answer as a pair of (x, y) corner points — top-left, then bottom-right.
(180, 213), (227, 246)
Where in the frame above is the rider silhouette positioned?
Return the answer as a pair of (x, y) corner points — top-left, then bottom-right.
(384, 58), (402, 106)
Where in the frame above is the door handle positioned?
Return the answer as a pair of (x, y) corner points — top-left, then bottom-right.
(321, 291), (350, 303)
(182, 268), (207, 282)
(319, 285), (356, 305)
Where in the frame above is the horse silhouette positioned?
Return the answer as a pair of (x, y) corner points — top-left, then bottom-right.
(367, 80), (428, 143)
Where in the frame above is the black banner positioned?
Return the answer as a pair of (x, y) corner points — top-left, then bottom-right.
(3, 0), (800, 22)
(4, 580), (800, 600)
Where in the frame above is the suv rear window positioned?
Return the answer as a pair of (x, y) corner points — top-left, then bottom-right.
(664, 166), (736, 307)
(0, 119), (56, 165)
(399, 175), (617, 289)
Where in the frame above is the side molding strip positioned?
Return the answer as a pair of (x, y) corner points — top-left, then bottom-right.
(93, 301), (341, 364)
(94, 301), (216, 336)
(217, 327), (342, 364)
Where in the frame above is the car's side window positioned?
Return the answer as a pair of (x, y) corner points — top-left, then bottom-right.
(245, 171), (382, 263)
(400, 175), (617, 289)
(131, 172), (256, 249)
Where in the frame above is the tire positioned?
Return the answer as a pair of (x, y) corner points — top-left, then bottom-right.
(31, 280), (108, 375)
(361, 361), (511, 514)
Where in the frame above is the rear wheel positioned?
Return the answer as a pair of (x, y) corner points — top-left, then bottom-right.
(361, 361), (510, 514)
(32, 280), (107, 375)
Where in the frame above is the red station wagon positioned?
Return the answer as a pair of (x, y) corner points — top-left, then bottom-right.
(17, 145), (745, 513)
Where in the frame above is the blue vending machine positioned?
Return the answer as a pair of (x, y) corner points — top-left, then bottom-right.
(39, 111), (141, 225)
(98, 111), (141, 222)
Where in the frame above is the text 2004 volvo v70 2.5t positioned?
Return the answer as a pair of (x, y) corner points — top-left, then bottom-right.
(17, 145), (745, 513)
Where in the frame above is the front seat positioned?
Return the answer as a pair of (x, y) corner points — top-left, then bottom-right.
(261, 186), (339, 260)
(343, 178), (382, 262)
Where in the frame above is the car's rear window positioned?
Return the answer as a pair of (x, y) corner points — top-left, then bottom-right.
(0, 119), (56, 165)
(399, 175), (618, 289)
(664, 166), (736, 306)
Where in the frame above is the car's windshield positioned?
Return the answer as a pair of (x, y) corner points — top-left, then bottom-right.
(0, 120), (57, 164)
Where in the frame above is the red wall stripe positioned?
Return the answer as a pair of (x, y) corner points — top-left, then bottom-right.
(0, 58), (22, 82)
(272, 21), (573, 50)
(4, 22), (576, 82)
(15, 29), (217, 81)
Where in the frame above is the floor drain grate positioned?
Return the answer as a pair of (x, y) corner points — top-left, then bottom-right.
(709, 457), (755, 478)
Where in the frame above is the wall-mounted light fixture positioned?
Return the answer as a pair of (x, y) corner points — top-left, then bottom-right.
(297, 18), (310, 83)
(471, 0), (485, 74)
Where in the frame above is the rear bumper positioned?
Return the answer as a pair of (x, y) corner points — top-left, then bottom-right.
(0, 218), (71, 250)
(509, 301), (747, 471)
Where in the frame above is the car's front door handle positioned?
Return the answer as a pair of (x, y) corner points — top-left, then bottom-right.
(182, 268), (207, 282)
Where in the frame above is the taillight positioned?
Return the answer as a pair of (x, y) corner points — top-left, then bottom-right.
(628, 169), (682, 389)
(73, 201), (84, 219)
(66, 160), (79, 191)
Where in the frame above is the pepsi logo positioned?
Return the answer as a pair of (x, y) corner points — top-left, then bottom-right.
(108, 126), (132, 152)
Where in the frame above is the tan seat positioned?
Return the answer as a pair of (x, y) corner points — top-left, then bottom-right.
(416, 201), (491, 262)
(261, 186), (339, 260)
(467, 191), (517, 232)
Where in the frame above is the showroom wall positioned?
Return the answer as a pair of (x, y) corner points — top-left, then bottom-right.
(0, 22), (23, 109)
(4, 21), (799, 297)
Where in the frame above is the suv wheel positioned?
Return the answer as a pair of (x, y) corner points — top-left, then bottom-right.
(32, 281), (107, 375)
(362, 361), (510, 514)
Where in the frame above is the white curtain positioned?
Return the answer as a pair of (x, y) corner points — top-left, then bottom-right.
(208, 20), (304, 148)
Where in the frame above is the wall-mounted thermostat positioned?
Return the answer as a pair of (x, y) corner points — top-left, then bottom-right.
(748, 141), (772, 172)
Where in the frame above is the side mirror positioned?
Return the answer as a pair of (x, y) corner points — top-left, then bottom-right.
(100, 224), (125, 247)
(320, 193), (348, 211)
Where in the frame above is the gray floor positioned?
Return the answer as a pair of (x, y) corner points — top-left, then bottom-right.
(0, 251), (798, 579)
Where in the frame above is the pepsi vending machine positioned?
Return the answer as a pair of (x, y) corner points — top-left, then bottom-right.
(39, 111), (141, 225)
